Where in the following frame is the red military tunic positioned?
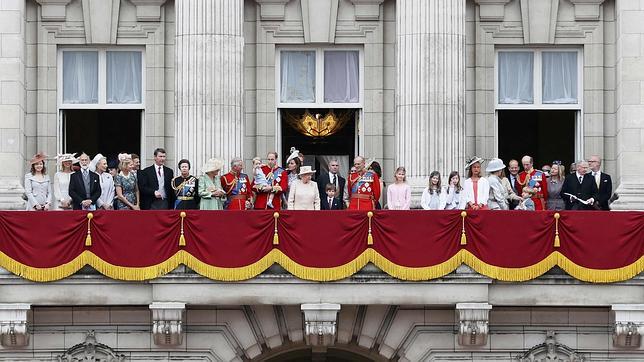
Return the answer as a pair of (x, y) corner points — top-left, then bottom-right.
(516, 168), (548, 211)
(252, 165), (289, 210)
(347, 170), (381, 210)
(220, 171), (252, 210)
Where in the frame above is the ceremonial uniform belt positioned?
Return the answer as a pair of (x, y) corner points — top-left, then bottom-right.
(351, 194), (373, 200)
(229, 195), (247, 200)
(177, 196), (194, 201)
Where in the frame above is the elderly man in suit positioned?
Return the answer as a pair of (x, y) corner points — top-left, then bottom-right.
(317, 158), (346, 209)
(138, 148), (175, 210)
(68, 152), (101, 210)
(588, 155), (612, 210)
(560, 160), (598, 210)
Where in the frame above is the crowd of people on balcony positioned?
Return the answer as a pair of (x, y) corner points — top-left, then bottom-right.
(23, 146), (613, 212)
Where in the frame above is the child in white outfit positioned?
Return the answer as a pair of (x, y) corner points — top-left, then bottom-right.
(252, 157), (274, 208)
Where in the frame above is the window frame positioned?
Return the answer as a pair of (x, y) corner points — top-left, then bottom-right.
(276, 46), (364, 109)
(494, 48), (583, 110)
(57, 47), (146, 110)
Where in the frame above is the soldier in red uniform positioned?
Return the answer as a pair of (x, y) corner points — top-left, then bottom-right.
(252, 152), (289, 210)
(220, 158), (252, 210)
(516, 155), (548, 210)
(347, 156), (381, 210)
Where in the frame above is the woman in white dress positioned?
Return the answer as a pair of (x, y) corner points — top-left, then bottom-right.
(287, 166), (320, 210)
(486, 158), (509, 210)
(462, 156), (490, 210)
(421, 171), (446, 210)
(24, 152), (52, 211)
(52, 153), (76, 210)
(90, 153), (115, 210)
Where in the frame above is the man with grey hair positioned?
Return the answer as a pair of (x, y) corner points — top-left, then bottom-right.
(220, 157), (252, 210)
(347, 156), (381, 210)
(560, 160), (598, 210)
(588, 155), (612, 210)
(68, 152), (101, 210)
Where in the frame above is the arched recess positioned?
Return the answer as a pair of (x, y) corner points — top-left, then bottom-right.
(251, 343), (390, 362)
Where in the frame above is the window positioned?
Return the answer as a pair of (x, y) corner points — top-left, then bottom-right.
(278, 48), (362, 107)
(59, 48), (144, 108)
(496, 49), (581, 109)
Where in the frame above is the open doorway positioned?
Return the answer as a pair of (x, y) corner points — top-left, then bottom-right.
(280, 108), (358, 179)
(498, 110), (576, 170)
(63, 109), (141, 163)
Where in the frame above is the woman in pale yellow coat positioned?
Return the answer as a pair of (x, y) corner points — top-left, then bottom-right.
(198, 158), (226, 210)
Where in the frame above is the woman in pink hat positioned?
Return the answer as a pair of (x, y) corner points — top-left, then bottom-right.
(24, 152), (52, 211)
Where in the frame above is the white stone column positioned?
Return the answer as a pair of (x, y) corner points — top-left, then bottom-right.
(611, 0), (644, 210)
(395, 0), (466, 197)
(175, 0), (244, 172)
(0, 1), (27, 210)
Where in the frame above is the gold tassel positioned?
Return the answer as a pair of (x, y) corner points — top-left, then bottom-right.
(460, 211), (467, 245)
(367, 211), (374, 245)
(179, 212), (186, 247)
(553, 212), (561, 248)
(85, 213), (94, 247)
(273, 212), (280, 245)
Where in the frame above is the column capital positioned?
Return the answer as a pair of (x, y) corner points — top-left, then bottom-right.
(456, 303), (492, 346)
(149, 302), (185, 346)
(612, 304), (644, 348)
(0, 303), (31, 347)
(301, 303), (341, 347)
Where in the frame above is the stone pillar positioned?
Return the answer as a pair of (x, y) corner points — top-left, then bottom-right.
(611, 0), (644, 210)
(395, 0), (466, 199)
(0, 1), (27, 210)
(175, 0), (244, 172)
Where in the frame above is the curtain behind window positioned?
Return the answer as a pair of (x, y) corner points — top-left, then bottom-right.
(281, 51), (316, 103)
(498, 52), (533, 104)
(324, 51), (359, 103)
(107, 51), (142, 104)
(542, 52), (577, 104)
(63, 51), (98, 104)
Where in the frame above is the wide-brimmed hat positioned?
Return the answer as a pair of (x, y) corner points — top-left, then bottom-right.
(286, 147), (300, 164)
(30, 152), (47, 165)
(298, 165), (315, 176)
(465, 156), (485, 169)
(202, 158), (224, 174)
(56, 153), (78, 165)
(485, 158), (506, 173)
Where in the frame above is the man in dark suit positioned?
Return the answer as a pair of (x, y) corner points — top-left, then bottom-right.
(588, 155), (613, 210)
(138, 148), (175, 210)
(507, 159), (520, 210)
(560, 160), (598, 210)
(320, 183), (342, 210)
(68, 152), (101, 210)
(317, 159), (346, 209)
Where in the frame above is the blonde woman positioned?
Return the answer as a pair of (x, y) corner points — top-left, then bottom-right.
(547, 162), (566, 211)
(52, 153), (76, 210)
(114, 155), (139, 210)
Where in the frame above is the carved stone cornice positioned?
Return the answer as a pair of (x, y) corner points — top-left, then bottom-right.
(149, 302), (185, 346)
(568, 0), (606, 21)
(456, 303), (492, 346)
(254, 0), (291, 21)
(349, 0), (385, 21)
(34, 0), (73, 22)
(473, 0), (512, 22)
(612, 304), (644, 348)
(301, 303), (341, 347)
(519, 331), (583, 361)
(0, 304), (30, 348)
(128, 0), (168, 22)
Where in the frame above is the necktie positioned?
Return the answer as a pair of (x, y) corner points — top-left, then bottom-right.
(594, 172), (600, 188)
(578, 176), (583, 184)
(511, 176), (517, 191)
(330, 173), (335, 186)
(82, 170), (91, 198)
(158, 166), (162, 177)
(329, 197), (333, 207)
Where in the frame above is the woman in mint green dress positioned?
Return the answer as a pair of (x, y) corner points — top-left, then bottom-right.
(199, 158), (225, 210)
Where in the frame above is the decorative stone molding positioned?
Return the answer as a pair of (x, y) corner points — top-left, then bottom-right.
(519, 331), (583, 361)
(349, 0), (385, 21)
(0, 304), (30, 347)
(301, 0), (339, 43)
(456, 303), (491, 346)
(149, 302), (185, 346)
(34, 0), (73, 21)
(81, 0), (121, 44)
(57, 331), (125, 361)
(520, 0), (559, 44)
(0, 177), (26, 210)
(568, 0), (605, 21)
(612, 304), (644, 348)
(128, 0), (168, 22)
(473, 0), (512, 22)
(301, 303), (341, 347)
(255, 0), (291, 21)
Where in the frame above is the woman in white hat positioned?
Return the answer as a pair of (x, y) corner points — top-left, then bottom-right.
(52, 153), (77, 210)
(25, 152), (52, 211)
(486, 158), (509, 210)
(198, 158), (225, 210)
(287, 165), (321, 210)
(462, 156), (489, 210)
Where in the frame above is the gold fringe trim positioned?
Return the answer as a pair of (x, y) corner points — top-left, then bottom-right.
(370, 249), (463, 281)
(462, 250), (557, 282)
(555, 252), (644, 283)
